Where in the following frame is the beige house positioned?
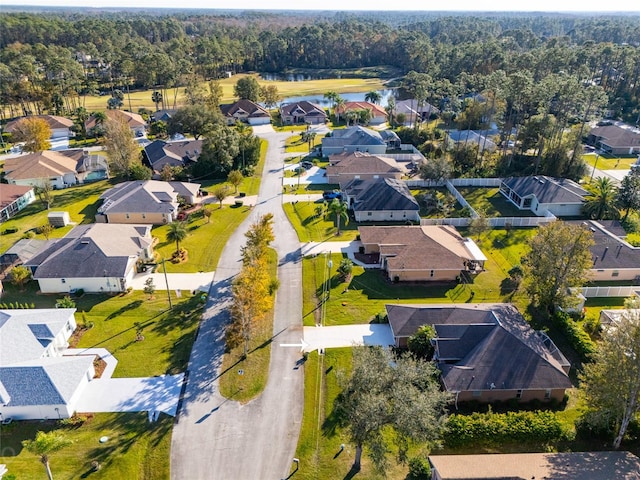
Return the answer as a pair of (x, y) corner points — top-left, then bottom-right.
(358, 225), (486, 282)
(96, 180), (200, 225)
(220, 99), (271, 125)
(386, 303), (572, 404)
(5, 115), (74, 139)
(85, 110), (146, 136)
(326, 151), (405, 186)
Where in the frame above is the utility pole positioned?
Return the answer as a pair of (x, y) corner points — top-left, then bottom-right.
(162, 258), (172, 309)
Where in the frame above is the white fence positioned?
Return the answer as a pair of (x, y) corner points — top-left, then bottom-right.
(419, 216), (557, 227)
(450, 178), (503, 187)
(579, 286), (640, 298)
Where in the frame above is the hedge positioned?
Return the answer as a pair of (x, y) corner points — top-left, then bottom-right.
(552, 311), (595, 361)
(444, 410), (568, 448)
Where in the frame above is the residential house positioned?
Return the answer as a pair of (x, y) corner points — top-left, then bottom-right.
(3, 150), (108, 188)
(335, 101), (387, 125)
(95, 180), (200, 225)
(279, 101), (327, 125)
(446, 129), (497, 153)
(588, 121), (640, 155)
(326, 151), (405, 185)
(0, 308), (95, 420)
(428, 451), (640, 480)
(151, 109), (176, 122)
(220, 99), (271, 125)
(500, 175), (588, 217)
(392, 99), (440, 125)
(569, 220), (640, 282)
(85, 110), (146, 137)
(143, 139), (203, 175)
(358, 225), (486, 282)
(0, 184), (35, 222)
(386, 303), (572, 403)
(322, 126), (392, 156)
(25, 223), (153, 294)
(0, 239), (51, 276)
(5, 115), (74, 139)
(343, 178), (420, 222)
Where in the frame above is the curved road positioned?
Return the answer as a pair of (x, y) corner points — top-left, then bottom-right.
(171, 126), (304, 479)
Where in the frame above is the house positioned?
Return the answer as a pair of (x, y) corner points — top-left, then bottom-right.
(0, 238), (51, 276)
(386, 303), (572, 403)
(335, 101), (387, 125)
(143, 139), (203, 175)
(279, 101), (327, 125)
(500, 175), (588, 217)
(0, 184), (35, 222)
(151, 109), (176, 122)
(326, 151), (405, 185)
(569, 220), (640, 282)
(343, 178), (420, 222)
(96, 180), (200, 225)
(358, 225), (486, 282)
(0, 308), (95, 420)
(3, 150), (108, 188)
(220, 99), (271, 125)
(392, 99), (439, 125)
(5, 115), (74, 139)
(85, 110), (146, 137)
(588, 122), (640, 155)
(25, 223), (153, 294)
(322, 126), (392, 156)
(429, 451), (640, 480)
(446, 129), (497, 153)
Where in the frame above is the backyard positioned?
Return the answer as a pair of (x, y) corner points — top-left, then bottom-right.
(455, 187), (538, 217)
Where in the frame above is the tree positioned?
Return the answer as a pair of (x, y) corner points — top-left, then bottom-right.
(103, 118), (140, 179)
(523, 222), (594, 314)
(128, 162), (153, 180)
(260, 84), (280, 109)
(201, 204), (213, 223)
(337, 258), (353, 281)
(194, 124), (240, 178)
(617, 171), (640, 221)
(10, 117), (51, 152)
(334, 96), (345, 124)
(55, 295), (75, 308)
(35, 180), (54, 210)
(212, 184), (230, 208)
(580, 300), (640, 449)
(227, 170), (244, 194)
(242, 213), (274, 264)
(468, 211), (490, 241)
(10, 265), (31, 291)
(143, 277), (156, 299)
(166, 221), (188, 255)
(334, 347), (450, 473)
(22, 431), (72, 480)
(167, 105), (221, 140)
(38, 223), (53, 240)
(419, 157), (452, 183)
(582, 177), (620, 220)
(324, 91), (339, 109)
(407, 325), (436, 360)
(160, 163), (174, 181)
(151, 90), (163, 111)
(364, 90), (382, 104)
(328, 198), (349, 236)
(234, 76), (261, 102)
(301, 130), (317, 153)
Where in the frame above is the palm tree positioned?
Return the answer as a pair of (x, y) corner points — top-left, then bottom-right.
(152, 90), (163, 111)
(364, 90), (382, 104)
(582, 177), (620, 220)
(328, 198), (349, 236)
(166, 221), (188, 255)
(22, 431), (72, 480)
(324, 91), (339, 109)
(334, 96), (345, 125)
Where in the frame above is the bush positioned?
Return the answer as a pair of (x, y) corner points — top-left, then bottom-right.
(407, 457), (431, 479)
(552, 311), (595, 361)
(2, 227), (18, 234)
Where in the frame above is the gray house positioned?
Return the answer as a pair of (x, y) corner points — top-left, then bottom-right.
(587, 122), (640, 155)
(343, 178), (420, 222)
(500, 176), (588, 217)
(322, 126), (394, 156)
(143, 139), (202, 175)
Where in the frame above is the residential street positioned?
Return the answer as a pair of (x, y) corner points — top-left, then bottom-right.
(170, 125), (305, 479)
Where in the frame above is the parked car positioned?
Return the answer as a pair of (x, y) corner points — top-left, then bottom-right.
(323, 190), (342, 201)
(301, 161), (314, 169)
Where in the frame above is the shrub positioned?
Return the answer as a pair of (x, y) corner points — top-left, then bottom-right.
(2, 227), (18, 234)
(627, 232), (640, 247)
(407, 457), (431, 479)
(552, 311), (595, 361)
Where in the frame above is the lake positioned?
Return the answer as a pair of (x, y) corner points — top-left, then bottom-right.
(278, 89), (396, 108)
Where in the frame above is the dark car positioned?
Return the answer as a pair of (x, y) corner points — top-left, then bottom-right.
(301, 161), (314, 169)
(323, 190), (342, 201)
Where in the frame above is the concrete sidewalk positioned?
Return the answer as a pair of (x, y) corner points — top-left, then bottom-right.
(302, 324), (395, 352)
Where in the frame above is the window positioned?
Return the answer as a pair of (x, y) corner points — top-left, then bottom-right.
(142, 213), (146, 219)
(516, 389), (523, 399)
(612, 271), (619, 277)
(125, 213), (130, 219)
(472, 391), (481, 398)
(430, 270), (435, 277)
(367, 212), (372, 216)
(61, 279), (66, 284)
(544, 389), (552, 399)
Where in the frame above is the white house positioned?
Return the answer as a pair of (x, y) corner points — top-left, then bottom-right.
(500, 176), (588, 217)
(0, 308), (95, 420)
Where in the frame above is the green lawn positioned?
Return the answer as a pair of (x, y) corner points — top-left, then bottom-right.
(284, 201), (359, 242)
(411, 187), (467, 218)
(583, 152), (638, 170)
(0, 179), (114, 253)
(0, 412), (171, 480)
(152, 203), (251, 273)
(285, 133), (323, 154)
(456, 187), (538, 217)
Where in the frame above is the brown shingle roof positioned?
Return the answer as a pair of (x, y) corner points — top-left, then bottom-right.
(85, 110), (146, 130)
(5, 115), (73, 132)
(335, 101), (387, 118)
(0, 184), (33, 208)
(3, 151), (78, 181)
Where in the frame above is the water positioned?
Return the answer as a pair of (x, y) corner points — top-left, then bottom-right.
(278, 89), (396, 108)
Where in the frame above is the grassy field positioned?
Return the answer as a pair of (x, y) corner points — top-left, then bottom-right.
(285, 132), (323, 153)
(284, 201), (360, 242)
(456, 187), (538, 217)
(583, 152), (638, 170)
(0, 412), (172, 480)
(74, 75), (386, 114)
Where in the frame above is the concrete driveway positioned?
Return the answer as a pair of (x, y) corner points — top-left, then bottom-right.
(129, 271), (214, 292)
(283, 165), (326, 186)
(302, 324), (395, 352)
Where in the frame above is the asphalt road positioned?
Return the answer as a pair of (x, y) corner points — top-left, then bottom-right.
(171, 126), (305, 480)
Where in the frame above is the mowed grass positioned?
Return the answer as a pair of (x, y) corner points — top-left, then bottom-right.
(0, 179), (114, 252)
(583, 152), (638, 170)
(456, 187), (538, 217)
(285, 132), (323, 153)
(218, 248), (278, 403)
(283, 201), (359, 242)
(0, 412), (172, 480)
(152, 204), (251, 273)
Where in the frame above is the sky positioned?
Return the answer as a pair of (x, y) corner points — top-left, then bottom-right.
(2, 0), (639, 12)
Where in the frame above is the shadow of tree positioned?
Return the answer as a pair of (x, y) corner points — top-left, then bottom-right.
(106, 300), (143, 320)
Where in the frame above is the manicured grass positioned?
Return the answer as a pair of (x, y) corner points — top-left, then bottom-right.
(218, 249), (278, 403)
(241, 139), (268, 196)
(0, 179), (113, 253)
(583, 152), (638, 170)
(152, 203), (251, 273)
(285, 133), (323, 153)
(411, 187), (467, 218)
(283, 201), (359, 242)
(456, 187), (538, 217)
(0, 412), (171, 480)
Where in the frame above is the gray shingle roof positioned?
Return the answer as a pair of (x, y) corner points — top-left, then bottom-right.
(220, 99), (270, 118)
(569, 220), (640, 271)
(344, 178), (418, 212)
(280, 101), (326, 118)
(590, 124), (640, 149)
(98, 180), (199, 216)
(323, 126), (386, 149)
(502, 176), (588, 204)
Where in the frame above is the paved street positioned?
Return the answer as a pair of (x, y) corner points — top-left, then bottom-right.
(171, 125), (304, 479)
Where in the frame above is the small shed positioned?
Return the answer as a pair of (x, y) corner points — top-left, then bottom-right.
(48, 211), (70, 227)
